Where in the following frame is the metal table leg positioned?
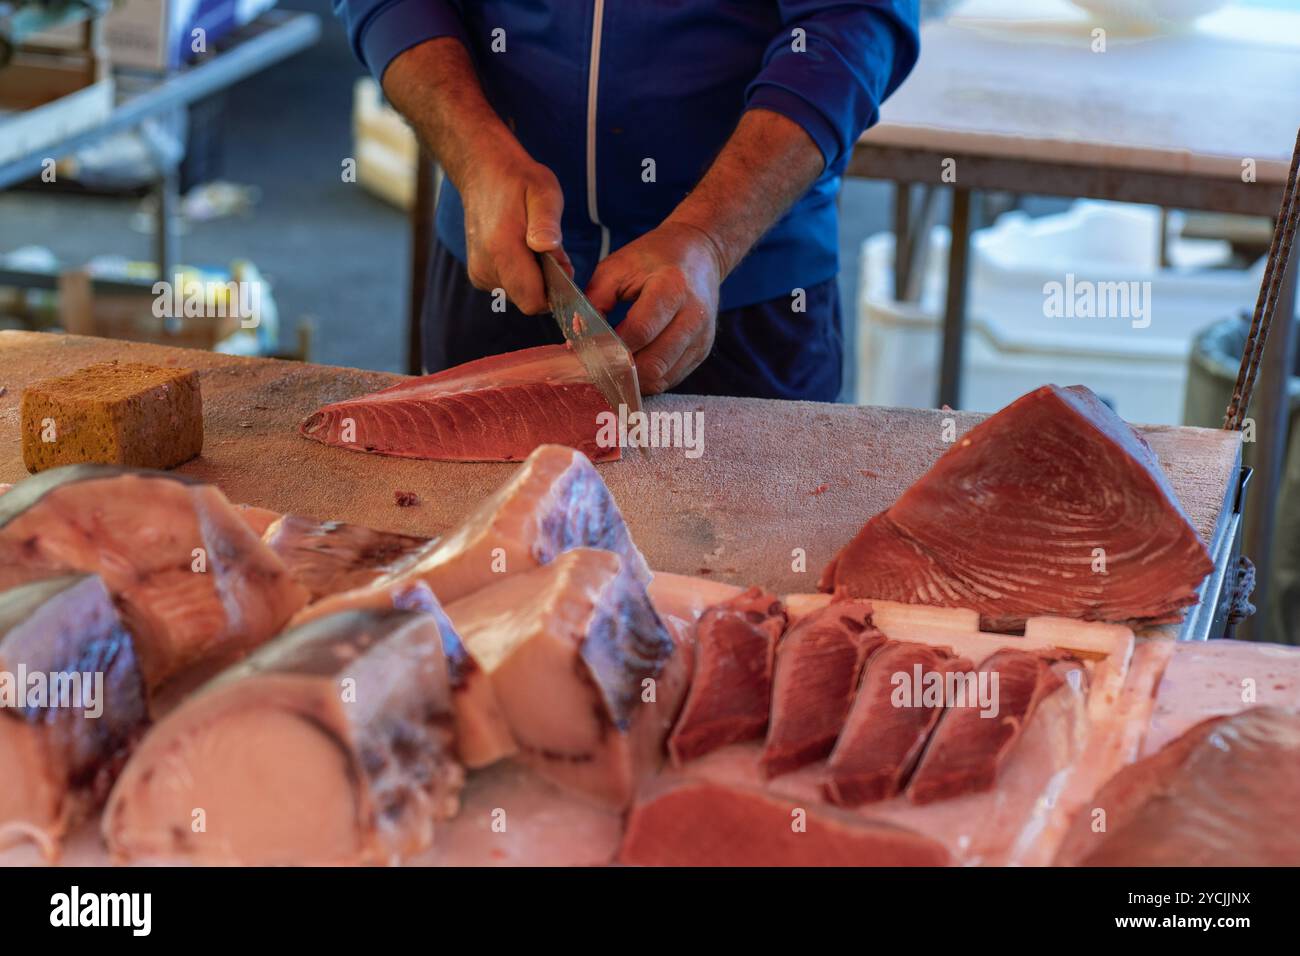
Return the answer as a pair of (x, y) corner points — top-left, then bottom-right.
(937, 187), (973, 408)
(153, 168), (179, 283)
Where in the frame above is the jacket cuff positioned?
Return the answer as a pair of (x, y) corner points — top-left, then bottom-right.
(745, 84), (846, 171)
(359, 1), (469, 83)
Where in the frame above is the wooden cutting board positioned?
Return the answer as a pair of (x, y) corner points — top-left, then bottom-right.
(0, 331), (1242, 597)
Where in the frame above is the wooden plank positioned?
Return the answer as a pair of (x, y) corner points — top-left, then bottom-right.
(0, 332), (1241, 600)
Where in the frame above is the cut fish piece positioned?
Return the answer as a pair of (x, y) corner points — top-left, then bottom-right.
(103, 608), (464, 865)
(907, 648), (1062, 805)
(619, 776), (950, 866)
(760, 599), (885, 778)
(234, 503), (281, 537)
(825, 643), (970, 806)
(263, 513), (429, 601)
(647, 572), (743, 648)
(668, 588), (786, 765)
(375, 443), (649, 606)
(0, 575), (148, 858)
(300, 345), (617, 462)
(0, 466), (308, 693)
(821, 385), (1213, 630)
(445, 548), (679, 807)
(1054, 707), (1300, 866)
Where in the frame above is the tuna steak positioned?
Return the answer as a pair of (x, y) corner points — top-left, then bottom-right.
(619, 776), (950, 866)
(668, 588), (786, 765)
(0, 466), (308, 693)
(369, 443), (649, 607)
(0, 575), (148, 858)
(445, 548), (680, 807)
(263, 513), (429, 601)
(825, 642), (971, 806)
(300, 345), (617, 462)
(821, 385), (1213, 631)
(760, 599), (885, 778)
(102, 608), (464, 865)
(907, 648), (1062, 804)
(1055, 707), (1300, 866)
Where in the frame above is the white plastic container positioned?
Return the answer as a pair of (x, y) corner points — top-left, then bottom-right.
(855, 201), (1263, 424)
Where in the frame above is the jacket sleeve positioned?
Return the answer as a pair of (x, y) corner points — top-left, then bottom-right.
(332, 0), (469, 83)
(744, 1), (920, 173)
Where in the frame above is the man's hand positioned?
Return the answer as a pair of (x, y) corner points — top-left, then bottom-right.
(585, 222), (724, 395)
(460, 149), (571, 315)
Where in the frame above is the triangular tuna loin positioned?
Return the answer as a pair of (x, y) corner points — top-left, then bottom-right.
(906, 647), (1062, 804)
(821, 385), (1213, 631)
(102, 608), (464, 865)
(668, 588), (786, 765)
(0, 575), (148, 858)
(0, 466), (308, 694)
(760, 599), (885, 778)
(1055, 707), (1300, 866)
(445, 548), (681, 807)
(300, 345), (618, 462)
(374, 443), (650, 606)
(824, 642), (971, 806)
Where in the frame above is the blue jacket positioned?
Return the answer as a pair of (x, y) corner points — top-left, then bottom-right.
(334, 0), (919, 310)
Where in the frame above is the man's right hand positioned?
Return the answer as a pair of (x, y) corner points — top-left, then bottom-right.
(459, 150), (571, 315)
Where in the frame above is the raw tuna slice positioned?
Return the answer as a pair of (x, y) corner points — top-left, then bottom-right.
(234, 503), (281, 537)
(760, 599), (886, 778)
(821, 385), (1213, 631)
(825, 643), (971, 806)
(1055, 707), (1300, 866)
(0, 575), (148, 858)
(102, 608), (464, 865)
(907, 648), (1062, 804)
(263, 513), (429, 601)
(300, 345), (617, 462)
(445, 548), (680, 807)
(375, 443), (649, 606)
(619, 776), (950, 866)
(0, 466), (308, 694)
(668, 588), (786, 765)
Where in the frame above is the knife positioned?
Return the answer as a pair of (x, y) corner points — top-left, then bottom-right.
(540, 252), (648, 459)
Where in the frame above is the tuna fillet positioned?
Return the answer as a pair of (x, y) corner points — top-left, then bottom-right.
(263, 513), (428, 601)
(300, 345), (617, 462)
(1055, 707), (1300, 866)
(668, 588), (786, 765)
(445, 548), (680, 807)
(760, 599), (885, 778)
(907, 648), (1062, 804)
(103, 608), (464, 865)
(0, 466), (308, 693)
(821, 385), (1213, 630)
(619, 776), (950, 866)
(371, 443), (649, 606)
(0, 575), (148, 857)
(825, 643), (971, 806)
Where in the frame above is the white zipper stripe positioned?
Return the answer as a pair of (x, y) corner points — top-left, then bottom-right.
(586, 0), (611, 260)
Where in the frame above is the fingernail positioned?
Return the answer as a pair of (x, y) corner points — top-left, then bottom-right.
(530, 228), (561, 246)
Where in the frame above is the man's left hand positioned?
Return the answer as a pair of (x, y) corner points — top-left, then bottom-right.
(585, 221), (725, 395)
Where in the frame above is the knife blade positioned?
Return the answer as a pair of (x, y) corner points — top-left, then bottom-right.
(540, 252), (648, 458)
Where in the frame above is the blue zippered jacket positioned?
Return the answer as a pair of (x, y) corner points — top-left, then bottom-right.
(334, 1), (919, 310)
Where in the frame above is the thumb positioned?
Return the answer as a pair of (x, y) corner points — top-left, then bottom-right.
(524, 180), (564, 252)
(585, 253), (637, 314)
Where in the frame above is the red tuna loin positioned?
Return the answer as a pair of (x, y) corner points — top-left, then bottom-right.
(0, 466), (308, 693)
(821, 385), (1213, 630)
(445, 548), (680, 806)
(103, 607), (463, 865)
(0, 575), (148, 857)
(300, 345), (617, 463)
(668, 588), (786, 765)
(619, 776), (950, 866)
(262, 513), (429, 601)
(825, 642), (971, 806)
(1055, 707), (1300, 866)
(760, 599), (885, 778)
(906, 647), (1062, 804)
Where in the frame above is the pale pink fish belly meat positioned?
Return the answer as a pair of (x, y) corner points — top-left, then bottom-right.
(262, 513), (429, 601)
(300, 345), (618, 463)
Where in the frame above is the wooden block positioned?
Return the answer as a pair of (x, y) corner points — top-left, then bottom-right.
(20, 362), (203, 473)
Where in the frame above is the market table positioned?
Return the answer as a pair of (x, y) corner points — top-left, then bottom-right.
(0, 330), (1243, 638)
